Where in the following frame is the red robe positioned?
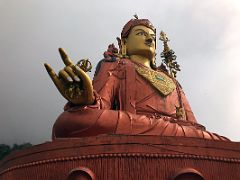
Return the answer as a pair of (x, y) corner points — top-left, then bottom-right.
(53, 59), (228, 141)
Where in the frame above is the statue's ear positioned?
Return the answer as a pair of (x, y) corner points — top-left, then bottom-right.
(116, 37), (127, 56)
(120, 38), (127, 56)
(121, 38), (127, 45)
(116, 37), (121, 49)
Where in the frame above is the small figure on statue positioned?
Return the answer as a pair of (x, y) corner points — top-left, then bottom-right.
(103, 43), (119, 61)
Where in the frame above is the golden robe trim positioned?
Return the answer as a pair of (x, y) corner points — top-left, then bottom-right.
(135, 65), (176, 96)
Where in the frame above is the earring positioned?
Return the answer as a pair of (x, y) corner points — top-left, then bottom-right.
(120, 39), (127, 57)
(121, 44), (127, 57)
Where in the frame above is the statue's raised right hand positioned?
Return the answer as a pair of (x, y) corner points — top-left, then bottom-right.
(44, 48), (94, 105)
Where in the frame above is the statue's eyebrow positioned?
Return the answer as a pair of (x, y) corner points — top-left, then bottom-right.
(134, 29), (146, 32)
(134, 29), (155, 36)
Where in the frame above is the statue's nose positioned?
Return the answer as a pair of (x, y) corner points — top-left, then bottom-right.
(146, 38), (153, 44)
(146, 33), (154, 43)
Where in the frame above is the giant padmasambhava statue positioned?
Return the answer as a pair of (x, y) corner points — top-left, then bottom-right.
(45, 17), (228, 141)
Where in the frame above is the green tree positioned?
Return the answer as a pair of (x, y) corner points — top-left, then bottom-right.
(0, 143), (32, 160)
(0, 144), (11, 160)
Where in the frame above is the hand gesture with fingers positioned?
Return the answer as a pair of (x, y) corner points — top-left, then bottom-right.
(44, 48), (94, 105)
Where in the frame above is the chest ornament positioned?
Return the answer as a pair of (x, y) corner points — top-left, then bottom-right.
(135, 65), (176, 96)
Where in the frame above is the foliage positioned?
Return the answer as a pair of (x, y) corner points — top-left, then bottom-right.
(0, 143), (32, 161)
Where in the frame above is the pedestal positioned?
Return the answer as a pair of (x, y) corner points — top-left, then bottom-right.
(1, 135), (240, 179)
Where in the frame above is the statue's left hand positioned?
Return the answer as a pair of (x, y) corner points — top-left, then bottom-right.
(44, 48), (95, 105)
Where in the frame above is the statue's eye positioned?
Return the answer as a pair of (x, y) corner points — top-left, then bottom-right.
(136, 32), (146, 36)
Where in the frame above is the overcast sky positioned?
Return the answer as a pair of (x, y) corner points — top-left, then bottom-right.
(0, 0), (240, 145)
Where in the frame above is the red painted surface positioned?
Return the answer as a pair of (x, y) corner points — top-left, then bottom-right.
(53, 59), (228, 141)
(1, 135), (240, 179)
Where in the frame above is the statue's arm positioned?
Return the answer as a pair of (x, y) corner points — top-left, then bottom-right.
(179, 87), (197, 123)
(63, 60), (121, 111)
(92, 60), (121, 109)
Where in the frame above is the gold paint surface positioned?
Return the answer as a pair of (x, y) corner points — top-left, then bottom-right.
(125, 25), (156, 68)
(135, 65), (176, 96)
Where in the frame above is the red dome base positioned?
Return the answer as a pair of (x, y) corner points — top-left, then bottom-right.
(1, 135), (240, 179)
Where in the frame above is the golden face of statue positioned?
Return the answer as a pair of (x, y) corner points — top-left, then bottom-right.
(125, 25), (156, 59)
